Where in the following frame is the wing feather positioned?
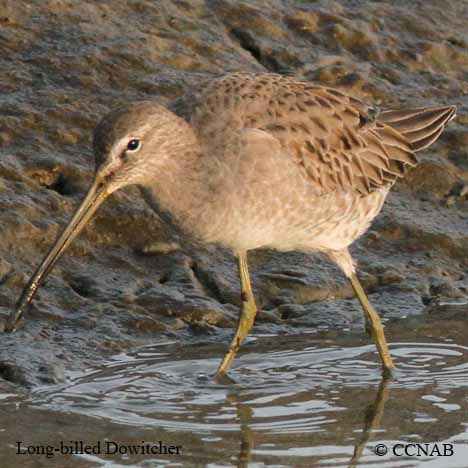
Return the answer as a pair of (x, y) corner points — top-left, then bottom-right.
(183, 73), (456, 196)
(379, 105), (456, 151)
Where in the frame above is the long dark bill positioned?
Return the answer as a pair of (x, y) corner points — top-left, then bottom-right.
(6, 176), (110, 332)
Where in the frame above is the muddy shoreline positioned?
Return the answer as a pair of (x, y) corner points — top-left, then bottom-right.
(0, 0), (467, 387)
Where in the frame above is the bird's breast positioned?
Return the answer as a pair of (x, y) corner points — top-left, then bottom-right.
(196, 187), (388, 253)
(138, 150), (389, 254)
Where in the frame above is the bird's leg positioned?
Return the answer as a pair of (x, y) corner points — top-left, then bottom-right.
(364, 314), (373, 338)
(349, 272), (395, 377)
(328, 249), (395, 377)
(216, 251), (257, 375)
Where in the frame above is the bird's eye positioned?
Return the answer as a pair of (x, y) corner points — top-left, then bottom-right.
(126, 139), (141, 152)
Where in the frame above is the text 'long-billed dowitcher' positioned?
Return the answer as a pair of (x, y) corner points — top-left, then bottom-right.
(5, 73), (456, 377)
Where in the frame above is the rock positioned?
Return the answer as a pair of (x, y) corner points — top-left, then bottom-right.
(402, 158), (459, 198)
(0, 0), (466, 387)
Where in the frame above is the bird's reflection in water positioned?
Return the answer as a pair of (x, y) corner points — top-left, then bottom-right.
(224, 392), (253, 468)
(349, 376), (390, 467)
(226, 375), (391, 468)
(236, 403), (254, 468)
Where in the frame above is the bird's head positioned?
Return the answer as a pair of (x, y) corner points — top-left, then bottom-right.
(7, 101), (192, 330)
(92, 101), (188, 193)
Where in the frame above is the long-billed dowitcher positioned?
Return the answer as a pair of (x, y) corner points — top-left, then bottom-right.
(5, 73), (456, 377)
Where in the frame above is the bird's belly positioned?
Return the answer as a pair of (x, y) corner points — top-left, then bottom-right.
(139, 162), (388, 254)
(198, 188), (388, 253)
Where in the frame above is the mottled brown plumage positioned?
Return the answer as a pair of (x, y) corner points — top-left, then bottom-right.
(177, 73), (454, 196)
(7, 72), (457, 377)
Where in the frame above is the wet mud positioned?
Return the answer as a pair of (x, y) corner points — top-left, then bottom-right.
(1, 312), (468, 467)
(0, 0), (467, 394)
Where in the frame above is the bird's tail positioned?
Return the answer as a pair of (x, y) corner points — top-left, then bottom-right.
(379, 105), (456, 152)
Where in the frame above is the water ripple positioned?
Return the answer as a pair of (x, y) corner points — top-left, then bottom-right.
(30, 335), (468, 438)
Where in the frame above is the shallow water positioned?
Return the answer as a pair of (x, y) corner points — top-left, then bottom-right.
(2, 312), (468, 468)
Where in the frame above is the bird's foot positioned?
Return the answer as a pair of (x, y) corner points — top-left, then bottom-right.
(213, 371), (238, 385)
(381, 365), (400, 381)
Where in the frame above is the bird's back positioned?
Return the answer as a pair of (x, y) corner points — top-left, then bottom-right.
(170, 73), (456, 252)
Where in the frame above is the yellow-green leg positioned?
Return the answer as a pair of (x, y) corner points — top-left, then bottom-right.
(350, 272), (395, 377)
(216, 251), (257, 375)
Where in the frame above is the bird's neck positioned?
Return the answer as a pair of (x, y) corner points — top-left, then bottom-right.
(139, 129), (213, 234)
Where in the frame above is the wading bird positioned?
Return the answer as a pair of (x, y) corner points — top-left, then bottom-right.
(5, 73), (456, 377)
